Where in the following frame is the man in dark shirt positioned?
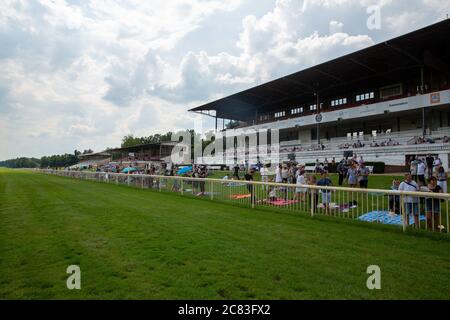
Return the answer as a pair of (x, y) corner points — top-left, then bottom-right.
(233, 164), (240, 180)
(337, 160), (345, 186)
(244, 169), (255, 204)
(425, 154), (434, 178)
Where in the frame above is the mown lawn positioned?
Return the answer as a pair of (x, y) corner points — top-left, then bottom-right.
(0, 168), (449, 300)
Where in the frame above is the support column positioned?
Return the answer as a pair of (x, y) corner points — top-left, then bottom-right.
(421, 65), (426, 138)
(316, 92), (320, 145)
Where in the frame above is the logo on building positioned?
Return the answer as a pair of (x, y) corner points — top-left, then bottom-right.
(430, 93), (440, 104)
(315, 113), (323, 123)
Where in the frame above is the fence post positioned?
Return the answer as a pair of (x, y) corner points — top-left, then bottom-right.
(210, 181), (214, 200)
(181, 180), (184, 195)
(400, 194), (407, 232)
(141, 175), (144, 189)
(310, 189), (315, 217)
(252, 184), (255, 209)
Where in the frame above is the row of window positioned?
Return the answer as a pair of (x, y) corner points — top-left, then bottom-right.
(331, 98), (347, 107)
(291, 107), (303, 115)
(274, 111), (286, 118)
(356, 92), (375, 102)
(268, 92), (376, 120)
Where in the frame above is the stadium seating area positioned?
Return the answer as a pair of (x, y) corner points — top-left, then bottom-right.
(198, 127), (450, 167)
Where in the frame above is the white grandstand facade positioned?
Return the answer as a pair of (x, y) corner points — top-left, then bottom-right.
(190, 20), (450, 171)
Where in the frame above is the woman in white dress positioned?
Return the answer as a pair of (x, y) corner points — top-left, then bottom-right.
(294, 170), (307, 201)
(275, 164), (282, 183)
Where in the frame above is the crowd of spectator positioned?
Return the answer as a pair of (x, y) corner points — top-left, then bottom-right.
(411, 135), (450, 145)
(381, 154), (448, 231)
(370, 138), (400, 147)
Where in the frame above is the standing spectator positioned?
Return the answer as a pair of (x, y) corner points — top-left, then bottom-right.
(197, 167), (207, 196)
(410, 157), (418, 182)
(324, 158), (329, 172)
(425, 154), (434, 178)
(317, 172), (333, 214)
(417, 159), (426, 185)
(399, 173), (420, 228)
(280, 164), (290, 200)
(308, 175), (318, 212)
(337, 160), (346, 186)
(424, 176), (442, 231)
(244, 169), (255, 204)
(359, 156), (364, 165)
(281, 164), (289, 184)
(315, 159), (320, 173)
(436, 166), (448, 194)
(288, 163), (296, 184)
(433, 157), (442, 174)
(347, 162), (358, 188)
(233, 164), (240, 180)
(358, 162), (370, 188)
(275, 164), (282, 183)
(294, 169), (307, 201)
(388, 179), (401, 215)
(260, 164), (270, 184)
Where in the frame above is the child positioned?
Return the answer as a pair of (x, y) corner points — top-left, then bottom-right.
(317, 172), (333, 213)
(268, 186), (277, 202)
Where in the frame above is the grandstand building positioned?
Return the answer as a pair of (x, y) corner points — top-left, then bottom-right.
(107, 141), (179, 167)
(71, 142), (180, 170)
(189, 19), (450, 171)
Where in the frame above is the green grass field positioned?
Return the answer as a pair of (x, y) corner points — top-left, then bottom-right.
(0, 168), (449, 300)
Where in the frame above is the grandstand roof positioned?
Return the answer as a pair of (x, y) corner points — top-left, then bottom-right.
(78, 151), (111, 159)
(108, 141), (177, 153)
(189, 19), (450, 122)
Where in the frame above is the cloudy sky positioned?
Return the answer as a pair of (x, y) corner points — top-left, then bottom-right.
(0, 0), (448, 159)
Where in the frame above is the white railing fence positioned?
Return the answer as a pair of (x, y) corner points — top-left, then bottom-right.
(36, 169), (450, 234)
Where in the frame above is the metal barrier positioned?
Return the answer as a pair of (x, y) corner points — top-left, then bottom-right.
(36, 169), (450, 234)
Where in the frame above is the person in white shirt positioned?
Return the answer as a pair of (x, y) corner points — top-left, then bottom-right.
(398, 173), (420, 228)
(417, 160), (426, 185)
(260, 164), (269, 183)
(433, 157), (442, 175)
(294, 169), (307, 201)
(260, 164), (270, 191)
(275, 164), (282, 183)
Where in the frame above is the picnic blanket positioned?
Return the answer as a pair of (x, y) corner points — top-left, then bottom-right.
(231, 194), (251, 200)
(330, 203), (358, 212)
(358, 210), (426, 226)
(267, 199), (299, 206)
(227, 182), (247, 187)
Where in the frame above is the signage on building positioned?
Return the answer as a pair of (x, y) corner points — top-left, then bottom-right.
(430, 92), (441, 104)
(315, 113), (323, 123)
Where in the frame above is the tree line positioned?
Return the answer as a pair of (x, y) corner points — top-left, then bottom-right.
(1, 130), (214, 168)
(0, 149), (95, 169)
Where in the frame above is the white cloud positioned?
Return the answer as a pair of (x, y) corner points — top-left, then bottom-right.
(0, 0), (447, 159)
